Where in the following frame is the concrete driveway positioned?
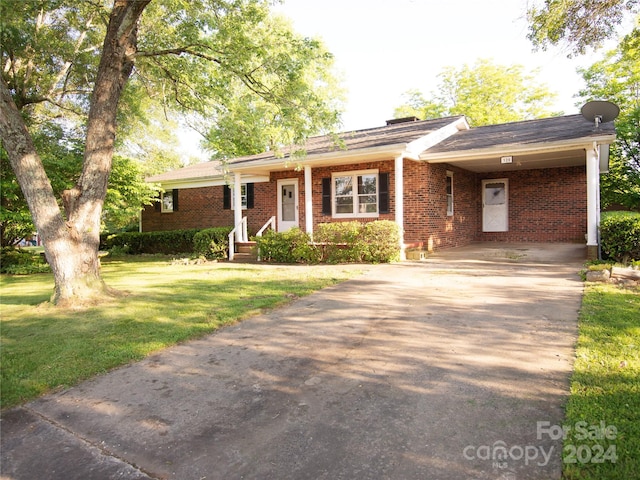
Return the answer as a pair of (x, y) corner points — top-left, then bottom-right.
(1, 243), (586, 480)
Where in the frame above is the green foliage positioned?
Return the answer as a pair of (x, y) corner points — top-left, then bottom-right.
(0, 248), (50, 275)
(193, 227), (233, 259)
(101, 229), (202, 255)
(563, 283), (640, 479)
(600, 211), (640, 263)
(526, 0), (639, 55)
(255, 228), (321, 263)
(256, 221), (401, 264)
(315, 221), (401, 263)
(394, 59), (559, 126)
(578, 27), (640, 211)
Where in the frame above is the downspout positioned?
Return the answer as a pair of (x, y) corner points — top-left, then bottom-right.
(395, 155), (405, 259)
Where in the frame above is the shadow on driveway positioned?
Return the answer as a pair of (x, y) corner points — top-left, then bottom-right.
(1, 243), (586, 480)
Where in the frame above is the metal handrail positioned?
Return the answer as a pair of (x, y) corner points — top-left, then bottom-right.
(228, 217), (247, 261)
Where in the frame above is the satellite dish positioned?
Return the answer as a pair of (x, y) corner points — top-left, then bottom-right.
(581, 101), (620, 128)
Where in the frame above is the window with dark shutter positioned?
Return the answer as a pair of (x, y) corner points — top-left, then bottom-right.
(223, 185), (231, 209)
(379, 172), (390, 214)
(172, 189), (179, 212)
(322, 178), (331, 215)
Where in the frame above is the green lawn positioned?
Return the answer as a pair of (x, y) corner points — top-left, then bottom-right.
(0, 257), (360, 409)
(563, 283), (640, 479)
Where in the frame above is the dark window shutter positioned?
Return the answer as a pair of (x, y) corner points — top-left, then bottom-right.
(154, 196), (161, 212)
(246, 183), (254, 209)
(172, 189), (179, 211)
(322, 177), (331, 215)
(223, 185), (231, 209)
(379, 172), (390, 214)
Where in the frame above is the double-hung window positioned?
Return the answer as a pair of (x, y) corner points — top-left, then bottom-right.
(332, 170), (379, 218)
(161, 190), (174, 213)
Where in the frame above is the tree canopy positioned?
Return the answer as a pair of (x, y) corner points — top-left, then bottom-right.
(577, 28), (640, 210)
(394, 59), (558, 127)
(527, 0), (639, 55)
(0, 0), (343, 305)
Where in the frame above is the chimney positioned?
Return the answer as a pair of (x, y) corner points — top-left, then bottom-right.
(386, 116), (420, 126)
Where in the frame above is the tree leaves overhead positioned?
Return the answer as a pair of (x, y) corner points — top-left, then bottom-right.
(394, 59), (558, 127)
(527, 0), (640, 55)
(578, 28), (640, 210)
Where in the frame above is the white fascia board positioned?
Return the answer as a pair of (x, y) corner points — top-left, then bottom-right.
(151, 174), (270, 190)
(228, 143), (410, 173)
(405, 117), (470, 157)
(420, 134), (616, 163)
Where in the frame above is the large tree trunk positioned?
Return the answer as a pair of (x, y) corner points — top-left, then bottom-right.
(0, 0), (149, 306)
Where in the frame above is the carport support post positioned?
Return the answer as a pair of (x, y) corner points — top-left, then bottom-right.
(395, 155), (405, 259)
(305, 165), (313, 237)
(234, 172), (243, 242)
(586, 144), (600, 260)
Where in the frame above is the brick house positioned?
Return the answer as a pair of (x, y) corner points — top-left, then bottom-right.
(143, 114), (616, 259)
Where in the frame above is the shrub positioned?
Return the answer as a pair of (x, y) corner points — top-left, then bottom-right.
(600, 211), (640, 263)
(255, 228), (321, 264)
(0, 248), (51, 274)
(314, 221), (401, 263)
(193, 227), (233, 260)
(101, 229), (201, 255)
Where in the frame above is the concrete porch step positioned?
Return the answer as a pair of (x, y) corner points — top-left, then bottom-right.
(231, 241), (258, 262)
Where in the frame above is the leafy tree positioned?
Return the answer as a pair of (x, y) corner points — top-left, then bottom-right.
(527, 0), (639, 55)
(394, 59), (558, 126)
(577, 28), (640, 210)
(0, 0), (342, 306)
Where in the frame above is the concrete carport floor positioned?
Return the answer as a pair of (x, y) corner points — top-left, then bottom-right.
(1, 243), (587, 480)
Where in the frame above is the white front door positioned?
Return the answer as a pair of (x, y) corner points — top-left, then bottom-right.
(277, 179), (299, 231)
(482, 179), (509, 232)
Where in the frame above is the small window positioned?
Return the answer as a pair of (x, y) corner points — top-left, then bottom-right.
(332, 170), (379, 218)
(231, 184), (248, 210)
(446, 171), (453, 216)
(161, 190), (174, 213)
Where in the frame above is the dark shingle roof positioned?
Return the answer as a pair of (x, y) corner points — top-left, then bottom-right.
(426, 114), (615, 154)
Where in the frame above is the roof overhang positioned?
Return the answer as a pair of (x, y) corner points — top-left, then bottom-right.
(420, 134), (616, 173)
(149, 174), (270, 190)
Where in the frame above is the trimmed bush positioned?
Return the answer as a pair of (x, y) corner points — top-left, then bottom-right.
(193, 227), (233, 260)
(101, 229), (201, 255)
(0, 248), (50, 274)
(600, 211), (640, 263)
(315, 220), (400, 263)
(255, 228), (321, 264)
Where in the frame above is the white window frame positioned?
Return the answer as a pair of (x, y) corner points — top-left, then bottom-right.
(161, 190), (174, 213)
(446, 171), (454, 216)
(332, 169), (379, 219)
(231, 184), (248, 210)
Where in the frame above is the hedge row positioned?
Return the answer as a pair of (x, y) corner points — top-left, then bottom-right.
(255, 220), (401, 264)
(600, 211), (640, 263)
(101, 229), (202, 255)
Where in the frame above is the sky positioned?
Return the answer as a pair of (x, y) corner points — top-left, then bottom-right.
(272, 0), (607, 131)
(181, 0), (612, 159)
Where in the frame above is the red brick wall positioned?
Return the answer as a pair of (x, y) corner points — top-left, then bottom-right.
(141, 183), (274, 235)
(476, 166), (587, 242)
(142, 163), (587, 247)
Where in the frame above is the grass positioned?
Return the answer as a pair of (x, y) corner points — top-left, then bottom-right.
(563, 282), (640, 479)
(0, 256), (360, 409)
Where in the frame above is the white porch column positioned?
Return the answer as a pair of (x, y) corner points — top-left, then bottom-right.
(233, 172), (243, 242)
(395, 155), (405, 258)
(586, 143), (600, 259)
(304, 165), (313, 237)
